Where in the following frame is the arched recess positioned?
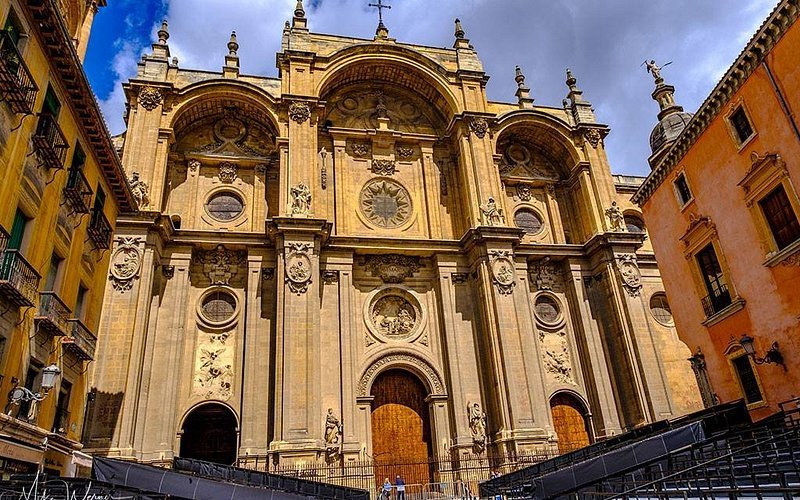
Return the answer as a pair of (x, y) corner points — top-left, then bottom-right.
(179, 402), (239, 465)
(358, 352), (447, 398)
(549, 391), (592, 454)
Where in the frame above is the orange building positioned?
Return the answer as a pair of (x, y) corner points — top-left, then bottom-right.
(634, 0), (800, 419)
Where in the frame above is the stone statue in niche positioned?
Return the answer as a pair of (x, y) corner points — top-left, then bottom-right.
(289, 183), (311, 216)
(468, 402), (487, 453)
(128, 171), (150, 208)
(605, 201), (627, 232)
(324, 408), (342, 458)
(371, 295), (417, 338)
(480, 197), (505, 226)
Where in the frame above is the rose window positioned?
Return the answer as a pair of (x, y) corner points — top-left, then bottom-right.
(360, 179), (412, 228)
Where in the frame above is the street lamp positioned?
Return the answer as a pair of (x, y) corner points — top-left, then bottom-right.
(4, 364), (61, 417)
(739, 334), (786, 372)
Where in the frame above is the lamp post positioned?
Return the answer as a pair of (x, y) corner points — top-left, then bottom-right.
(4, 364), (61, 417)
(739, 334), (786, 372)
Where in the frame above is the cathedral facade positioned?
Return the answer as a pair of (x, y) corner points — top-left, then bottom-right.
(85, 4), (701, 477)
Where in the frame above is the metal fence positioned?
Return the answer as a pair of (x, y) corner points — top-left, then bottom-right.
(237, 450), (558, 499)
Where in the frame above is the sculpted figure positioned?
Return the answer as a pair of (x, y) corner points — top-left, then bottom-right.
(129, 171), (150, 208)
(605, 201), (626, 232)
(481, 197), (505, 226)
(469, 402), (487, 452)
(290, 183), (312, 215)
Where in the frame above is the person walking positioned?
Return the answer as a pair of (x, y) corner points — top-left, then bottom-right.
(381, 477), (392, 499)
(395, 475), (405, 500)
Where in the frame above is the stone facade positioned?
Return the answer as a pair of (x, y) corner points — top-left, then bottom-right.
(86, 7), (701, 466)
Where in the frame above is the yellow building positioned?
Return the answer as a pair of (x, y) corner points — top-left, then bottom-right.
(0, 0), (135, 477)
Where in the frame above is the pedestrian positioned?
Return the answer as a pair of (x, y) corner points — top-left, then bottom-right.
(381, 477), (392, 499)
(395, 475), (405, 500)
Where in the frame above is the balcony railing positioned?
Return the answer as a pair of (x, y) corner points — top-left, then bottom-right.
(701, 283), (733, 317)
(52, 408), (70, 435)
(0, 249), (41, 308)
(87, 209), (112, 250)
(63, 319), (96, 360)
(0, 30), (38, 115)
(34, 291), (71, 337)
(63, 168), (93, 214)
(32, 113), (69, 170)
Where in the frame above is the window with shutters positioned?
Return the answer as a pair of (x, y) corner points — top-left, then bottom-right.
(759, 185), (800, 250)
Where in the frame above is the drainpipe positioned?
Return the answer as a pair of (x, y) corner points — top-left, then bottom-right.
(763, 60), (800, 143)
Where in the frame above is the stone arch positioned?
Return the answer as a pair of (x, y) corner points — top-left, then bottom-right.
(494, 110), (582, 176)
(549, 390), (592, 453)
(358, 351), (446, 398)
(178, 401), (240, 465)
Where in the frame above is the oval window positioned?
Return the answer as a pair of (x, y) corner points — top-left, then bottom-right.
(514, 209), (543, 235)
(201, 290), (237, 323)
(650, 292), (673, 326)
(625, 215), (646, 233)
(535, 294), (561, 324)
(206, 192), (244, 221)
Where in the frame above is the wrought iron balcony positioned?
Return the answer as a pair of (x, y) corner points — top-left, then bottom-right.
(87, 209), (112, 250)
(701, 283), (733, 317)
(63, 168), (93, 214)
(0, 30), (38, 115)
(0, 248), (41, 308)
(63, 319), (96, 361)
(52, 408), (70, 435)
(32, 113), (69, 170)
(34, 291), (71, 337)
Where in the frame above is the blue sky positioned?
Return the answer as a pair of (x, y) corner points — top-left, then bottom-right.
(84, 0), (777, 176)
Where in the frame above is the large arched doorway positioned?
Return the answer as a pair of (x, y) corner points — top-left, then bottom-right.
(371, 369), (434, 491)
(549, 393), (591, 453)
(179, 403), (238, 465)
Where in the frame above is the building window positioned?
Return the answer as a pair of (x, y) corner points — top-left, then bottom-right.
(673, 173), (693, 207)
(43, 254), (63, 292)
(52, 379), (71, 435)
(624, 214), (646, 233)
(513, 208), (543, 235)
(729, 106), (754, 145)
(41, 85), (61, 117)
(696, 243), (732, 316)
(206, 191), (244, 221)
(759, 185), (800, 250)
(8, 209), (30, 251)
(17, 362), (42, 422)
(731, 355), (763, 405)
(74, 285), (88, 320)
(200, 289), (237, 323)
(3, 10), (24, 46)
(649, 293), (673, 326)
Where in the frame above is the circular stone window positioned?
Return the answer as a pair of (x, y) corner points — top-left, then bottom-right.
(360, 179), (412, 229)
(514, 208), (544, 235)
(650, 292), (674, 326)
(206, 192), (244, 221)
(535, 294), (562, 326)
(200, 289), (237, 324)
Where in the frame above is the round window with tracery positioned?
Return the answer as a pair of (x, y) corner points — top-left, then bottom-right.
(201, 290), (237, 323)
(535, 294), (561, 325)
(650, 293), (673, 326)
(206, 192), (244, 221)
(514, 209), (544, 235)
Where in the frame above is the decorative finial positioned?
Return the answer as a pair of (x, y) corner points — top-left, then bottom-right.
(228, 31), (239, 56)
(566, 68), (578, 91)
(369, 0), (391, 37)
(157, 20), (169, 45)
(643, 59), (671, 85)
(515, 65), (525, 88)
(454, 18), (465, 39)
(294, 0), (305, 18)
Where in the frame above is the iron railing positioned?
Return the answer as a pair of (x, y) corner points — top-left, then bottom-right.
(87, 208), (112, 250)
(34, 291), (71, 337)
(64, 168), (93, 214)
(32, 113), (69, 170)
(0, 30), (38, 115)
(63, 319), (96, 360)
(701, 283), (733, 317)
(0, 249), (41, 308)
(52, 408), (70, 435)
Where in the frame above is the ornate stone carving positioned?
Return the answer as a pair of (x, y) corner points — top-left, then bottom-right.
(138, 86), (163, 111)
(516, 184), (533, 202)
(498, 142), (559, 181)
(396, 146), (414, 159)
(480, 197), (505, 226)
(285, 243), (312, 295)
(350, 143), (372, 158)
(288, 101), (311, 123)
(261, 268), (275, 281)
(468, 402), (487, 454)
(109, 237), (143, 292)
(617, 254), (642, 297)
(161, 265), (175, 279)
(371, 295), (418, 338)
(188, 159), (200, 172)
(328, 89), (441, 134)
(605, 201), (626, 232)
(195, 245), (246, 285)
(584, 128), (602, 148)
(320, 148), (328, 190)
(451, 273), (469, 284)
(322, 270), (340, 284)
(469, 117), (489, 139)
(128, 171), (149, 208)
(371, 159), (397, 176)
(781, 251), (800, 267)
(541, 331), (575, 385)
(360, 179), (412, 228)
(289, 183), (312, 216)
(490, 250), (516, 295)
(218, 162), (237, 183)
(324, 408), (342, 461)
(531, 257), (559, 291)
(358, 353), (445, 396)
(193, 334), (234, 399)
(364, 254), (421, 283)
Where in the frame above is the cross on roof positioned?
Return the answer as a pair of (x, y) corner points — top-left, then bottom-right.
(368, 0), (391, 24)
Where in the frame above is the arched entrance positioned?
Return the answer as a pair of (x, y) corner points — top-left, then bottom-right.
(179, 403), (238, 465)
(371, 369), (434, 491)
(549, 393), (591, 453)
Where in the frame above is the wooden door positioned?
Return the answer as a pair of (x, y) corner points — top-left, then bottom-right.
(550, 393), (590, 453)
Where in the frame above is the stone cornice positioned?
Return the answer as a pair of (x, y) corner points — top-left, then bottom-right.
(23, 0), (136, 212)
(633, 0), (799, 206)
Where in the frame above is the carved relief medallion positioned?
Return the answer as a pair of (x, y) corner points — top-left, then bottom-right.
(364, 254), (421, 283)
(371, 159), (396, 176)
(516, 183), (533, 202)
(360, 179), (412, 229)
(288, 101), (311, 123)
(351, 143), (372, 158)
(218, 162), (238, 183)
(285, 243), (312, 295)
(371, 295), (418, 338)
(617, 254), (643, 297)
(109, 237), (143, 292)
(138, 87), (163, 111)
(396, 146), (414, 160)
(469, 118), (489, 139)
(584, 128), (602, 148)
(490, 250), (516, 295)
